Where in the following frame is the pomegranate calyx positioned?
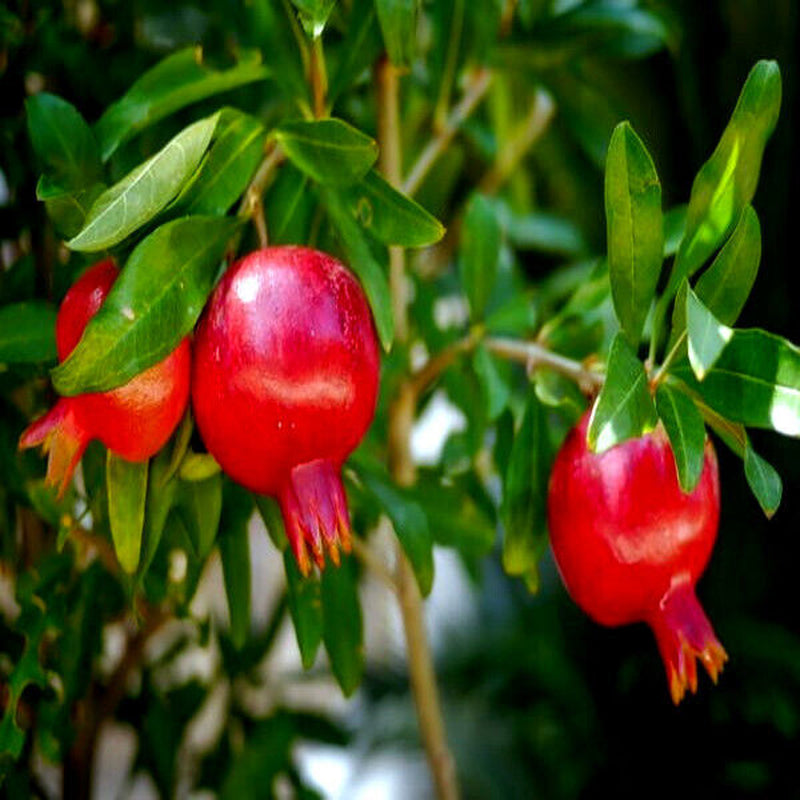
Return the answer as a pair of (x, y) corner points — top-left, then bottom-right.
(19, 399), (89, 499)
(650, 578), (728, 705)
(278, 458), (353, 575)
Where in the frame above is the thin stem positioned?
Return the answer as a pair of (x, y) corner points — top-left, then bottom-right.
(485, 336), (605, 390)
(408, 330), (482, 399)
(651, 330), (687, 386)
(403, 68), (493, 197)
(310, 35), (328, 118)
(237, 142), (286, 247)
(478, 89), (556, 195)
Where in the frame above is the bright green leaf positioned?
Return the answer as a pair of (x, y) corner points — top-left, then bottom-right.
(54, 215), (241, 395)
(275, 118), (378, 185)
(0, 302), (56, 364)
(178, 452), (221, 482)
(501, 393), (551, 592)
(42, 183), (105, 239)
(375, 0), (418, 67)
(663, 205), (687, 257)
(460, 193), (501, 321)
(321, 559), (363, 696)
(289, 0), (336, 37)
(69, 114), (220, 252)
(343, 170), (444, 247)
(95, 47), (269, 160)
(473, 343), (510, 420)
(219, 483), (253, 649)
(284, 551), (323, 669)
(686, 286), (733, 380)
(587, 333), (658, 453)
(605, 121), (664, 345)
(744, 439), (782, 518)
(106, 452), (148, 573)
(655, 383), (706, 492)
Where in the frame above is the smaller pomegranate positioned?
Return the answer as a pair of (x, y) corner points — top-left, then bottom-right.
(547, 411), (727, 703)
(191, 246), (380, 574)
(19, 259), (191, 496)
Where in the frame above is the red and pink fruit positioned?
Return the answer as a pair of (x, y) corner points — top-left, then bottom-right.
(547, 411), (727, 703)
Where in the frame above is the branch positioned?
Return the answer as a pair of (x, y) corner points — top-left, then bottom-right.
(403, 68), (493, 197)
(237, 141), (286, 248)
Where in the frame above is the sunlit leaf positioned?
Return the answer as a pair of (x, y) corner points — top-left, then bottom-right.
(107, 452), (148, 573)
(686, 287), (733, 381)
(655, 383), (706, 492)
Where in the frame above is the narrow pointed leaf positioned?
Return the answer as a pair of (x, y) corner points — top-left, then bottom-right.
(343, 170), (444, 247)
(106, 452), (148, 574)
(322, 186), (393, 348)
(667, 60), (781, 294)
(95, 47), (269, 160)
(275, 119), (378, 185)
(176, 473), (223, 559)
(674, 329), (800, 436)
(254, 494), (288, 551)
(0, 302), (57, 364)
(473, 343), (510, 420)
(284, 551), (323, 669)
(219, 483), (253, 649)
(587, 333), (657, 452)
(53, 215), (241, 395)
(686, 287), (733, 380)
(321, 559), (363, 696)
(744, 439), (782, 518)
(501, 392), (552, 591)
(375, 0), (418, 67)
(655, 383), (706, 492)
(460, 193), (501, 321)
(68, 114), (220, 251)
(171, 110), (266, 216)
(605, 121), (663, 345)
(329, 0), (383, 103)
(289, 0), (336, 36)
(138, 448), (177, 581)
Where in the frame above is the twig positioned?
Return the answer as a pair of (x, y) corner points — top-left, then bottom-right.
(310, 35), (329, 118)
(403, 68), (493, 197)
(237, 141), (286, 247)
(408, 330), (482, 399)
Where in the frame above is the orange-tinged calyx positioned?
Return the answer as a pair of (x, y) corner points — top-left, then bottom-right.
(278, 458), (353, 575)
(650, 578), (728, 705)
(18, 399), (90, 499)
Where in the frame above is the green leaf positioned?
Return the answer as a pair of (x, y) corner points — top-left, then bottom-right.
(178, 453), (221, 482)
(68, 114), (220, 252)
(53, 215), (240, 395)
(106, 452), (148, 573)
(605, 121), (664, 345)
(343, 170), (444, 247)
(667, 60), (781, 293)
(460, 193), (501, 321)
(663, 205), (687, 257)
(587, 333), (658, 453)
(139, 447), (178, 581)
(360, 472), (434, 596)
(322, 186), (393, 349)
(289, 0), (336, 37)
(744, 439), (782, 518)
(275, 118), (378, 185)
(674, 329), (800, 436)
(686, 286), (733, 380)
(254, 494), (288, 551)
(501, 393), (551, 592)
(473, 343), (510, 420)
(219, 483), (253, 649)
(42, 183), (105, 239)
(265, 165), (314, 245)
(283, 551), (323, 669)
(95, 47), (269, 161)
(499, 207), (588, 257)
(0, 302), (56, 364)
(26, 93), (102, 191)
(321, 559), (363, 696)
(175, 473), (223, 559)
(328, 0), (383, 103)
(171, 110), (266, 216)
(375, 0), (418, 67)
(655, 383), (706, 492)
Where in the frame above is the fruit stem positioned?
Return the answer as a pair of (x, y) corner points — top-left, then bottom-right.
(310, 34), (328, 119)
(403, 67), (493, 197)
(379, 54), (461, 800)
(238, 140), (285, 247)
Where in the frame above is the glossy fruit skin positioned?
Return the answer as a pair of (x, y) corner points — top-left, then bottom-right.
(191, 246), (380, 573)
(19, 259), (191, 494)
(547, 410), (727, 703)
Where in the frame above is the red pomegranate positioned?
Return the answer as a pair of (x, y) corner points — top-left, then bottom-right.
(547, 411), (727, 703)
(191, 246), (380, 574)
(19, 259), (191, 496)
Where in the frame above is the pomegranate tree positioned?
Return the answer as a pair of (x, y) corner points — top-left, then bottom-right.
(191, 246), (380, 574)
(19, 259), (191, 496)
(547, 411), (727, 703)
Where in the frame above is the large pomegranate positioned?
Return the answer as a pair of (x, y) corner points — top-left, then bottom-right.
(19, 259), (191, 496)
(547, 410), (727, 703)
(191, 246), (380, 574)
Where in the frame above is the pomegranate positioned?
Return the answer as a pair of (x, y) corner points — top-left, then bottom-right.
(19, 259), (191, 496)
(191, 246), (380, 574)
(547, 411), (727, 704)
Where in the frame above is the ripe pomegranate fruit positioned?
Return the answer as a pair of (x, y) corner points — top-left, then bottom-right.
(191, 246), (380, 574)
(19, 259), (191, 496)
(547, 411), (727, 704)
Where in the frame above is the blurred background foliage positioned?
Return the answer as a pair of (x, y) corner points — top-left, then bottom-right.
(1, 0), (799, 798)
